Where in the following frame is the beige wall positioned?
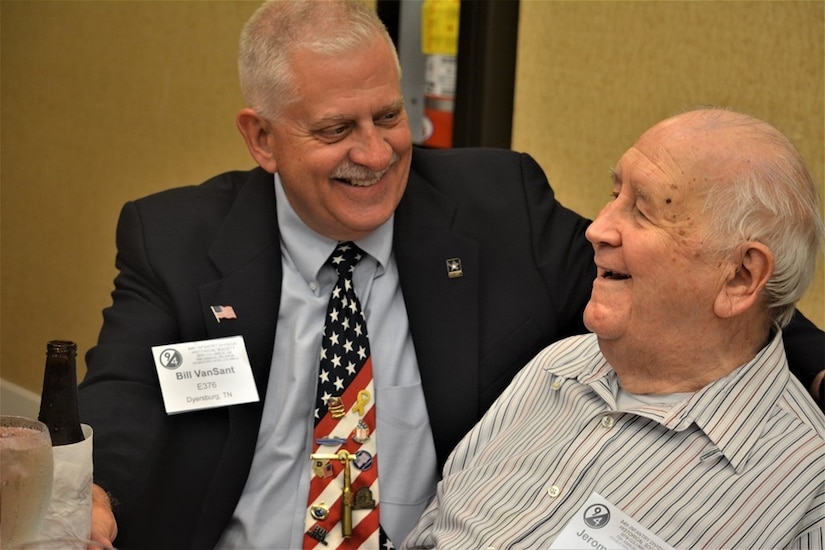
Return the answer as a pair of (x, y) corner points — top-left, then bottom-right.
(1, 1), (260, 391)
(2, 1), (823, 394)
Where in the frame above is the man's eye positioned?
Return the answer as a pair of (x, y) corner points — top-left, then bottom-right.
(317, 125), (350, 142)
(377, 110), (401, 125)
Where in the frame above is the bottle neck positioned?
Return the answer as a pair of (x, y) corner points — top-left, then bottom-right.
(39, 339), (84, 446)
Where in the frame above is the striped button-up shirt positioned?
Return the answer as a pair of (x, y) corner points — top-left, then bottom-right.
(403, 332), (825, 549)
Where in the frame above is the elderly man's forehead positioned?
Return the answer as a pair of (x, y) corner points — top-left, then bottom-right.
(637, 119), (753, 173)
(619, 134), (692, 188)
(645, 110), (779, 151)
(618, 110), (786, 191)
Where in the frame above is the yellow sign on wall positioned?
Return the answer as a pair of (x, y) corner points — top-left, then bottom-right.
(422, 0), (460, 56)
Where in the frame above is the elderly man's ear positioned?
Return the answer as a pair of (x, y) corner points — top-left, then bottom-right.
(713, 242), (774, 319)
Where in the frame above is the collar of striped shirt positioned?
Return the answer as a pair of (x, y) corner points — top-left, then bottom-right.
(544, 331), (822, 473)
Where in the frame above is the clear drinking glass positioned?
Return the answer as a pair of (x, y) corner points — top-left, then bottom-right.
(0, 415), (55, 549)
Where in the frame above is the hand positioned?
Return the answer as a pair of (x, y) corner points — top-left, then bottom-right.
(88, 483), (117, 549)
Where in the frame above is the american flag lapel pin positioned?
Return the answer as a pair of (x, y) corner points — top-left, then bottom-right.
(446, 257), (463, 278)
(211, 305), (237, 323)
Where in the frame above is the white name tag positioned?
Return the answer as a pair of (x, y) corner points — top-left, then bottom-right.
(550, 491), (675, 550)
(152, 336), (260, 414)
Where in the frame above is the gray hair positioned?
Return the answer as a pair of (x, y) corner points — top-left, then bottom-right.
(238, 0), (400, 120)
(698, 109), (825, 327)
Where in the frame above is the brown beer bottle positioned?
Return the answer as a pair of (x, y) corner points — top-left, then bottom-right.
(38, 340), (84, 446)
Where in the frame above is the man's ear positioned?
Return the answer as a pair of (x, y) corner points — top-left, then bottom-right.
(714, 242), (774, 319)
(236, 108), (278, 173)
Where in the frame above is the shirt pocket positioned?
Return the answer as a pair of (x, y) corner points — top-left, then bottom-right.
(375, 382), (438, 506)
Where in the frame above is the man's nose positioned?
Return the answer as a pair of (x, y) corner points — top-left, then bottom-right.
(349, 125), (393, 170)
(586, 203), (621, 247)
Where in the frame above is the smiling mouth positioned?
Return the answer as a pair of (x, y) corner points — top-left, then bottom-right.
(332, 153), (399, 188)
(333, 176), (382, 187)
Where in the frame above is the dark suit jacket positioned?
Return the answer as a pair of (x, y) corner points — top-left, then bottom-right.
(78, 147), (824, 549)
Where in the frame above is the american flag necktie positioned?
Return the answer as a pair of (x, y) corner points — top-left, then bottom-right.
(304, 242), (391, 549)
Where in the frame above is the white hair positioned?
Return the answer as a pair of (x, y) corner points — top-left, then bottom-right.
(698, 109), (824, 326)
(238, 0), (400, 120)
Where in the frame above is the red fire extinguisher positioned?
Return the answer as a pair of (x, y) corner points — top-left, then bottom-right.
(421, 0), (460, 149)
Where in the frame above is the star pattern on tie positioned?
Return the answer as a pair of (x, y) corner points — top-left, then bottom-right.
(313, 243), (369, 425)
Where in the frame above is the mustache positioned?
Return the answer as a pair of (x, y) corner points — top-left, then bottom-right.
(330, 152), (400, 184)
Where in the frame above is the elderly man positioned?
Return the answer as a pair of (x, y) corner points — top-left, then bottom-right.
(402, 109), (825, 549)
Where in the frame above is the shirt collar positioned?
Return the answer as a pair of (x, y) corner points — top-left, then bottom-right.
(547, 331), (791, 473)
(678, 330), (789, 472)
(274, 173), (393, 283)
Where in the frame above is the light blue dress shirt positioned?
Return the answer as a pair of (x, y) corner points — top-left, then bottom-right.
(217, 175), (438, 548)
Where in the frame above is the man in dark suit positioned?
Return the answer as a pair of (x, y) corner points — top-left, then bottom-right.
(79, 1), (825, 548)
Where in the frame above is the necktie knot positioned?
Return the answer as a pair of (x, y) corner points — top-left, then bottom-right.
(328, 241), (364, 279)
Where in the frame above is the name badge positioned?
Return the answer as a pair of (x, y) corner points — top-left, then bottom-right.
(152, 336), (260, 414)
(550, 491), (674, 550)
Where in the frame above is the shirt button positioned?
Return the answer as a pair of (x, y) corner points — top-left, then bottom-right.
(547, 485), (561, 498)
(309, 281), (319, 292)
(601, 415), (615, 429)
(550, 379), (563, 390)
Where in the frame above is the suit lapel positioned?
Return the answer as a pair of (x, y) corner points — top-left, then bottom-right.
(194, 168), (283, 547)
(199, 168), (281, 389)
(394, 169), (481, 464)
